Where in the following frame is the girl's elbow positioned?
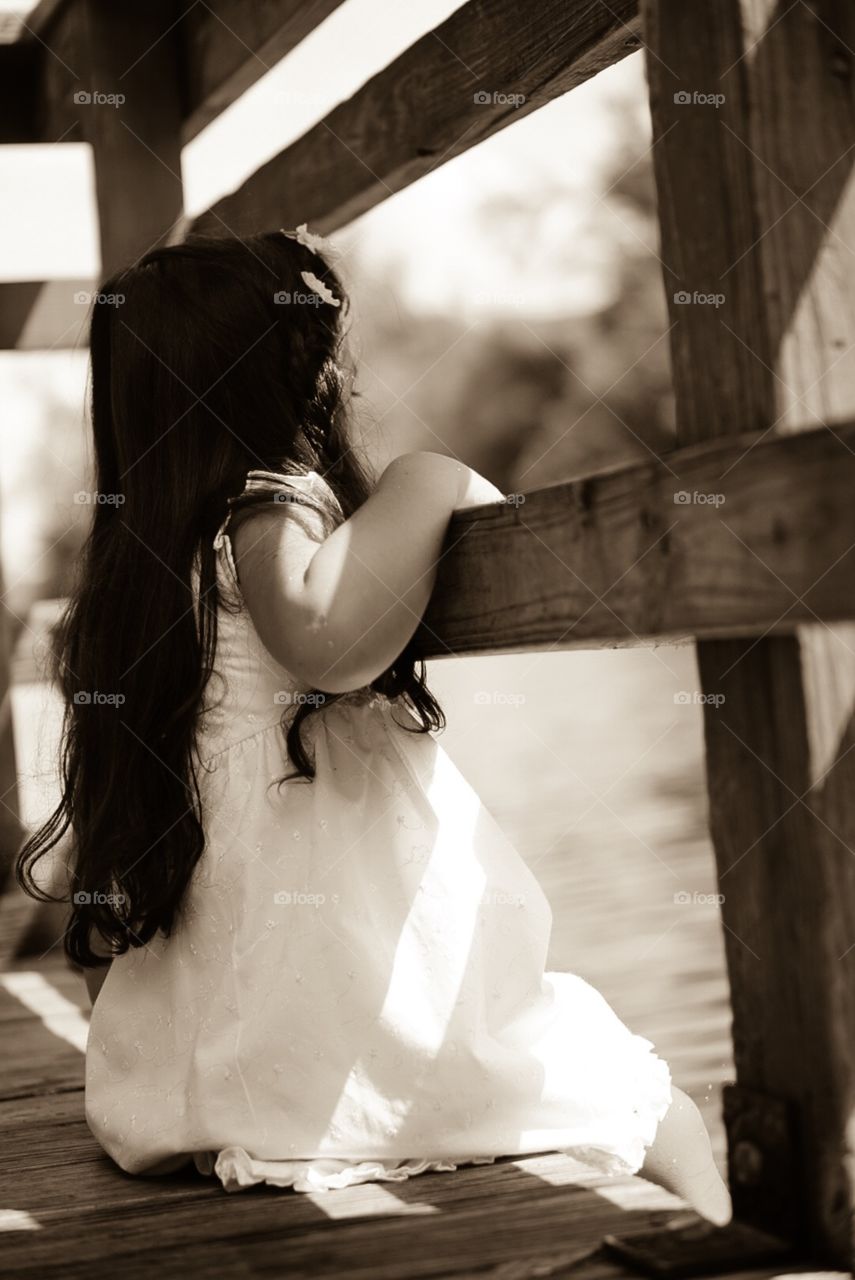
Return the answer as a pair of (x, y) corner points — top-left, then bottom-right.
(300, 634), (395, 695)
(266, 607), (413, 695)
(308, 655), (386, 695)
(281, 632), (375, 695)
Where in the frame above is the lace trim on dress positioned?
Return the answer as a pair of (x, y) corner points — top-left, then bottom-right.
(190, 1041), (672, 1193)
(193, 1147), (498, 1194)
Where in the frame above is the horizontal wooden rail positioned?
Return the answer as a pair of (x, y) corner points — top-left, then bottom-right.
(410, 422), (855, 658)
(191, 0), (641, 237)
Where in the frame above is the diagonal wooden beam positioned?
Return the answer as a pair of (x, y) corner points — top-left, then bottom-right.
(190, 0), (642, 237)
(8, 0), (350, 145)
(180, 0), (349, 142)
(7, 1), (642, 154)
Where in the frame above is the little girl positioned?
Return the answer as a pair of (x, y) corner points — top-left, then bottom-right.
(18, 228), (730, 1223)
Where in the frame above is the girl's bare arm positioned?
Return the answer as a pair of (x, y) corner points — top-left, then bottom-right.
(234, 452), (505, 693)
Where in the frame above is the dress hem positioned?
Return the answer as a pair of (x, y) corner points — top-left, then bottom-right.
(193, 1147), (500, 1193)
(191, 1045), (673, 1194)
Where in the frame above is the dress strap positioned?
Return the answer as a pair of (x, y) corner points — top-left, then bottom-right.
(212, 470), (322, 588)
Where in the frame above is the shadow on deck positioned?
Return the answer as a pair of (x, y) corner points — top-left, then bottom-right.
(0, 955), (847, 1280)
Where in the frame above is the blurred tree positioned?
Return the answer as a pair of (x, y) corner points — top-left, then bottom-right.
(348, 73), (674, 494)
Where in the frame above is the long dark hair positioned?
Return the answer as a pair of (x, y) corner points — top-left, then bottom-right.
(15, 230), (444, 969)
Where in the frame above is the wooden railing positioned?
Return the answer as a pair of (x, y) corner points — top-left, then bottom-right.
(1, 0), (854, 1268)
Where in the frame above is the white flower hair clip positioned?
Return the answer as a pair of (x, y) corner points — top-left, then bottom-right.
(279, 223), (328, 255)
(300, 270), (341, 308)
(279, 224), (341, 306)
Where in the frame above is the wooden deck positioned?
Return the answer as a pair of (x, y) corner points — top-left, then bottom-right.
(3, 651), (851, 1278)
(0, 950), (846, 1280)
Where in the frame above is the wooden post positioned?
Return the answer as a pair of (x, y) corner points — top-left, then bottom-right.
(0, 535), (23, 902)
(643, 0), (855, 1264)
(74, 0), (184, 275)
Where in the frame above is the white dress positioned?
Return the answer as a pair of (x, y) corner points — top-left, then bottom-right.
(85, 470), (673, 1194)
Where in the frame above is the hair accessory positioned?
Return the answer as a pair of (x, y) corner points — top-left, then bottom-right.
(279, 224), (341, 306)
(279, 223), (328, 255)
(300, 270), (341, 308)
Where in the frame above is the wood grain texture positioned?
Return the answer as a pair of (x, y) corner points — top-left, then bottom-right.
(410, 423), (855, 659)
(8, 0), (347, 145)
(0, 927), (805, 1278)
(190, 0), (642, 237)
(0, 1019), (687, 1280)
(643, 0), (855, 1264)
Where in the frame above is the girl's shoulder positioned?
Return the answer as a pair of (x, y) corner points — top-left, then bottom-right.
(217, 469), (343, 557)
(232, 469), (341, 525)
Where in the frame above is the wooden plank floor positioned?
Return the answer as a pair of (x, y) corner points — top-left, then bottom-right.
(0, 955), (848, 1280)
